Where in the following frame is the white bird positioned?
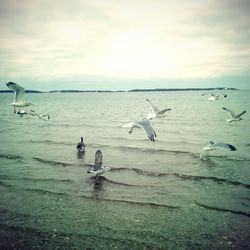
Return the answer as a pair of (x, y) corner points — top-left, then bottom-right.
(87, 150), (110, 177)
(202, 140), (237, 152)
(29, 110), (50, 120)
(6, 82), (32, 113)
(145, 98), (171, 119)
(123, 118), (157, 142)
(222, 107), (246, 122)
(201, 93), (227, 101)
(16, 109), (50, 121)
(76, 137), (85, 152)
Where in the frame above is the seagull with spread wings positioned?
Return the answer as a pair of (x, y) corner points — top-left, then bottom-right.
(201, 93), (227, 101)
(123, 118), (157, 142)
(87, 150), (110, 177)
(222, 107), (246, 122)
(202, 140), (237, 152)
(6, 82), (32, 113)
(145, 98), (171, 120)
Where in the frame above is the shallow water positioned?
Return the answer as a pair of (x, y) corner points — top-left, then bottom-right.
(0, 90), (250, 249)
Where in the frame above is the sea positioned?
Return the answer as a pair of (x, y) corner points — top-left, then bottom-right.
(0, 90), (249, 249)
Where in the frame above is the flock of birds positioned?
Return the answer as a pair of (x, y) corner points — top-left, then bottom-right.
(6, 82), (247, 178)
(6, 82), (50, 120)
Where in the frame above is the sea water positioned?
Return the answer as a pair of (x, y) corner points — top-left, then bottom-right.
(0, 90), (250, 249)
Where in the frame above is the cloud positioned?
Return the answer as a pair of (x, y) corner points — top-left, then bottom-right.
(0, 0), (249, 90)
(185, 0), (250, 47)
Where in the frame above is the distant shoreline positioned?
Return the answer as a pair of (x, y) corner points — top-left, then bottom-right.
(0, 87), (238, 93)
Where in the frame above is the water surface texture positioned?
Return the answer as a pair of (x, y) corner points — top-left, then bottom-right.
(0, 91), (250, 249)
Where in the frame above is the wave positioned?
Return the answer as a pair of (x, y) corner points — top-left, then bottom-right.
(80, 195), (181, 210)
(119, 145), (197, 156)
(22, 177), (74, 183)
(110, 167), (168, 177)
(110, 167), (167, 176)
(23, 186), (181, 210)
(29, 139), (74, 146)
(90, 176), (154, 187)
(25, 188), (67, 197)
(206, 154), (250, 162)
(0, 180), (13, 187)
(174, 173), (250, 189)
(27, 142), (250, 162)
(33, 157), (74, 167)
(110, 167), (250, 188)
(0, 174), (73, 184)
(196, 202), (250, 218)
(0, 153), (22, 160)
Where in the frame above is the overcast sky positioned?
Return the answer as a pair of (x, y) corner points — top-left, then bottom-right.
(0, 0), (249, 91)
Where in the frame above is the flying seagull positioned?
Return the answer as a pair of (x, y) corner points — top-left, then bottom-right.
(145, 98), (171, 119)
(123, 118), (157, 142)
(16, 109), (50, 120)
(6, 82), (32, 113)
(76, 137), (85, 152)
(222, 107), (246, 122)
(202, 140), (237, 152)
(87, 150), (110, 177)
(29, 110), (50, 120)
(201, 93), (227, 101)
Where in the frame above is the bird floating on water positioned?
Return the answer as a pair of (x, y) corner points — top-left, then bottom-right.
(87, 150), (110, 177)
(76, 137), (85, 152)
(6, 82), (32, 113)
(123, 118), (157, 142)
(145, 98), (171, 120)
(222, 107), (246, 123)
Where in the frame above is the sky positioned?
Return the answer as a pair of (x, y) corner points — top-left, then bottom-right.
(0, 0), (249, 91)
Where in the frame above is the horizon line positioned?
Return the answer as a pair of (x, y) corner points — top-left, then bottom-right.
(0, 87), (240, 93)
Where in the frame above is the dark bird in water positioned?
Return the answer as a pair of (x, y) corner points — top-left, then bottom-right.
(76, 137), (85, 152)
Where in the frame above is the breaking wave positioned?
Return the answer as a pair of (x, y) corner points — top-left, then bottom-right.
(196, 202), (250, 218)
(0, 153), (22, 160)
(33, 157), (74, 167)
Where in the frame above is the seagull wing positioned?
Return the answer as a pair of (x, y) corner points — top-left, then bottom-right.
(235, 110), (246, 119)
(136, 119), (156, 141)
(202, 93), (215, 98)
(217, 94), (227, 98)
(157, 108), (171, 116)
(146, 99), (159, 113)
(6, 82), (25, 92)
(94, 150), (103, 171)
(222, 107), (235, 118)
(6, 82), (26, 103)
(214, 143), (237, 151)
(123, 122), (133, 128)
